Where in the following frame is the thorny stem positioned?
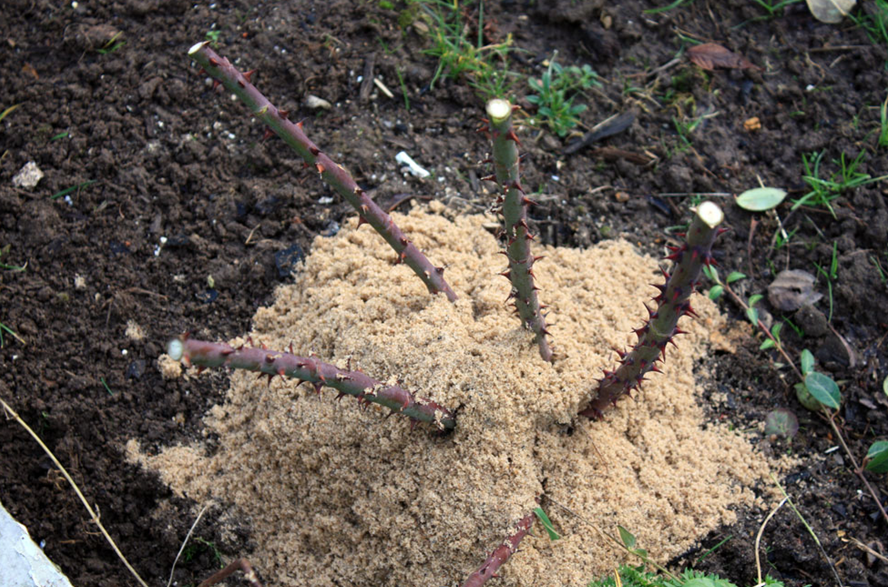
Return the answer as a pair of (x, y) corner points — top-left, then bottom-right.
(187, 42), (457, 302)
(198, 558), (262, 587)
(715, 280), (888, 526)
(169, 336), (456, 431)
(484, 99), (552, 362)
(460, 513), (535, 587)
(580, 202), (725, 418)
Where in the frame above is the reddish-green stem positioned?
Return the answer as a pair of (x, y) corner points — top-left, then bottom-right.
(580, 202), (725, 418)
(186, 42), (457, 302)
(460, 513), (535, 587)
(168, 336), (455, 431)
(484, 99), (552, 362)
(199, 559), (262, 587)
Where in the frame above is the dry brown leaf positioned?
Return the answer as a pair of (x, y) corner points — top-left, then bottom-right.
(687, 43), (761, 71)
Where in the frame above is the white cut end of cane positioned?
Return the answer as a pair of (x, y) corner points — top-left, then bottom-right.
(188, 41), (209, 56)
(486, 99), (512, 125)
(696, 201), (724, 229)
(167, 339), (184, 361)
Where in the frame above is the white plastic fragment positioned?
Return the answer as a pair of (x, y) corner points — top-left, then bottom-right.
(12, 161), (43, 189)
(395, 151), (430, 179)
(0, 498), (74, 587)
(305, 95), (332, 110)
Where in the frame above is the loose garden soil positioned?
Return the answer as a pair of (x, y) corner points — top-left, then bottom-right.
(1, 1), (887, 586)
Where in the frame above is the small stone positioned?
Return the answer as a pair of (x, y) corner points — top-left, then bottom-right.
(305, 95), (332, 110)
(12, 161), (43, 189)
(795, 304), (828, 337)
(614, 191), (630, 203)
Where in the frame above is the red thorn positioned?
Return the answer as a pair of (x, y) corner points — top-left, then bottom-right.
(211, 79), (222, 91)
(506, 128), (521, 145)
(243, 69), (256, 83)
(296, 120), (304, 130)
(357, 216), (368, 228)
(316, 163), (326, 174)
(262, 128), (274, 142)
(208, 57), (219, 66)
(312, 382), (323, 395)
(197, 69), (206, 76)
(499, 270), (511, 280)
(309, 146), (321, 156)
(279, 109), (289, 119)
(435, 266), (445, 275)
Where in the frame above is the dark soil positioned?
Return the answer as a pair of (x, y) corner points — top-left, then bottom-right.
(1, 1), (886, 586)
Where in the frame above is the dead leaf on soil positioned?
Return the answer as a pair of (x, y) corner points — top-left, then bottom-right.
(767, 269), (823, 311)
(806, 0), (856, 24)
(687, 43), (761, 71)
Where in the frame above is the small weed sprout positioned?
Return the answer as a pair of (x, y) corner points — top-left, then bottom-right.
(205, 29), (222, 46)
(751, 0), (803, 17)
(526, 52), (600, 137)
(794, 150), (888, 218)
(96, 31), (125, 55)
(416, 0), (516, 100)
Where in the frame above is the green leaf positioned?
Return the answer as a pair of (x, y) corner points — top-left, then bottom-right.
(736, 187), (788, 212)
(726, 271), (746, 284)
(770, 322), (783, 342)
(864, 441), (888, 473)
(804, 371), (841, 410)
(708, 284), (724, 300)
(760, 339), (775, 350)
(882, 374), (887, 397)
(800, 349), (814, 376)
(746, 307), (758, 325)
(746, 294), (763, 325)
(617, 525), (637, 549)
(533, 507), (560, 540)
(702, 264), (719, 283)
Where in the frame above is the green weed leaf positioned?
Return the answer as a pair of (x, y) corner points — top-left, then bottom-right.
(760, 338), (775, 350)
(702, 264), (719, 283)
(736, 187), (787, 211)
(617, 525), (637, 549)
(864, 441), (888, 473)
(726, 271), (746, 284)
(746, 294), (763, 325)
(709, 284), (724, 300)
(533, 507), (560, 540)
(800, 349), (814, 376)
(804, 371), (841, 410)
